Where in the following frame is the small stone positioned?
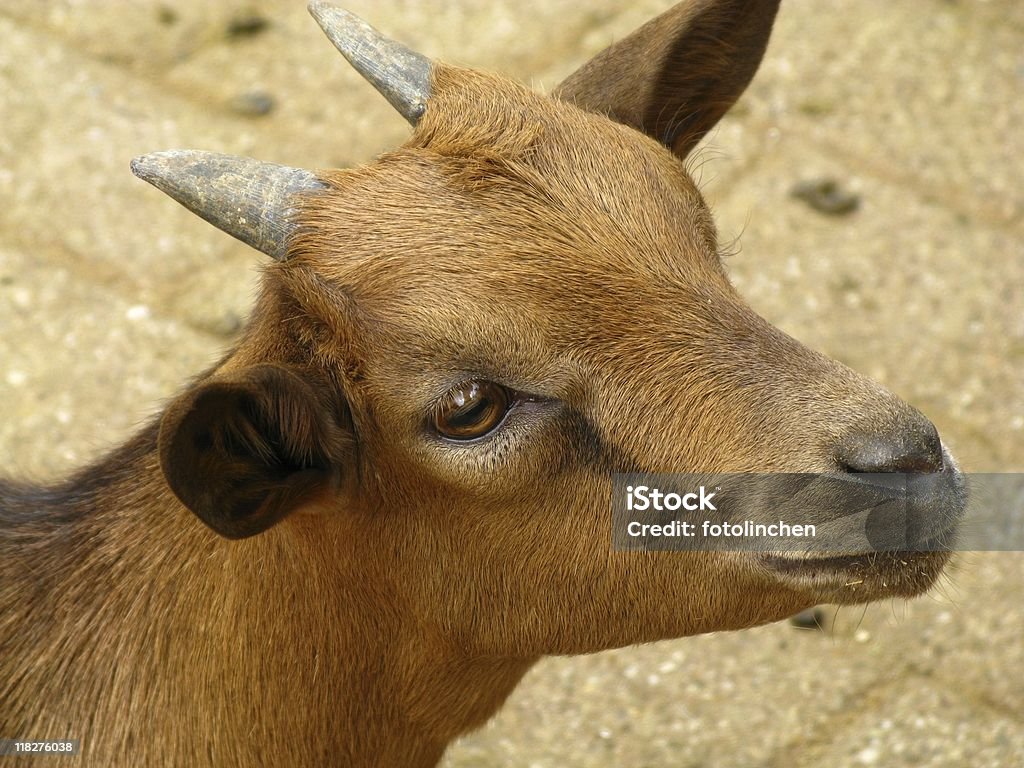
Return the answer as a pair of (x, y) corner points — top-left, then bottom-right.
(798, 99), (835, 116)
(229, 90), (276, 118)
(790, 606), (828, 631)
(226, 14), (270, 39)
(791, 177), (861, 216)
(157, 5), (178, 26)
(857, 745), (880, 764)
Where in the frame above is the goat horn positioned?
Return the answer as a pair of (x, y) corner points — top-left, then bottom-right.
(130, 151), (327, 262)
(308, 1), (432, 124)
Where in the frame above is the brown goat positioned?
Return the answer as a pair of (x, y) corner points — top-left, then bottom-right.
(1, 1), (965, 766)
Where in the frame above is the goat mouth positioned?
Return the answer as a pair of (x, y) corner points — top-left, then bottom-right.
(759, 537), (954, 575)
(756, 460), (966, 600)
(757, 526), (960, 600)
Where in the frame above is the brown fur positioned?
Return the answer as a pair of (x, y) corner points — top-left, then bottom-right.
(1, 2), (958, 766)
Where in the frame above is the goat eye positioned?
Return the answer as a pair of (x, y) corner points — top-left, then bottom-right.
(434, 381), (512, 440)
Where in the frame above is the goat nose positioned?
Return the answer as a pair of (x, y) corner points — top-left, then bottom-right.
(834, 419), (944, 473)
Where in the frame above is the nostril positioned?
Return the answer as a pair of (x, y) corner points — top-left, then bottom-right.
(835, 421), (944, 474)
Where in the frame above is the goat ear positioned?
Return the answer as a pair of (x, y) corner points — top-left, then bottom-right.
(158, 364), (351, 540)
(554, 0), (780, 159)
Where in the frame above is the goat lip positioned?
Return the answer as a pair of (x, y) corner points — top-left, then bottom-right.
(760, 552), (875, 573)
(758, 522), (961, 572)
(756, 521), (959, 602)
(758, 545), (947, 575)
(756, 553), (938, 607)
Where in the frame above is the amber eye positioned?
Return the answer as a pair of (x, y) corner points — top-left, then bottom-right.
(434, 381), (512, 441)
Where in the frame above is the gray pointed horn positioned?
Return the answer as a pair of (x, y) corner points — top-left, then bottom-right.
(130, 151), (327, 261)
(308, 1), (432, 124)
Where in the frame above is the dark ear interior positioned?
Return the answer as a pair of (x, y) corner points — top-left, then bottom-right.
(158, 364), (351, 539)
(554, 0), (780, 159)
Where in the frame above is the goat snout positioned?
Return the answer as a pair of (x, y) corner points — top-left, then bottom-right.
(833, 416), (944, 474)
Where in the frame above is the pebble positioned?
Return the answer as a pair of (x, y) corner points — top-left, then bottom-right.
(125, 304), (150, 321)
(156, 5), (178, 25)
(226, 14), (270, 39)
(790, 606), (828, 631)
(790, 177), (861, 216)
(229, 90), (276, 117)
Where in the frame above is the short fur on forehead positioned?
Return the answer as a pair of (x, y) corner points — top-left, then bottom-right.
(402, 65), (704, 203)
(411, 66), (548, 166)
(286, 64), (716, 285)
